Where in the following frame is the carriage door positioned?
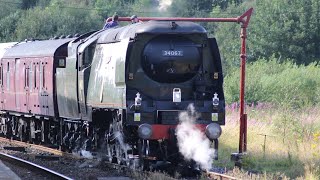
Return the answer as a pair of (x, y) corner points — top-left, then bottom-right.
(40, 61), (48, 115)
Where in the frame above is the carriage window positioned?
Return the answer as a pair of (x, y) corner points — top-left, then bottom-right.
(6, 62), (10, 91)
(40, 63), (45, 89)
(40, 63), (43, 89)
(43, 64), (45, 89)
(82, 43), (96, 68)
(25, 66), (29, 88)
(29, 65), (33, 91)
(58, 58), (66, 68)
(0, 66), (2, 86)
(34, 64), (37, 89)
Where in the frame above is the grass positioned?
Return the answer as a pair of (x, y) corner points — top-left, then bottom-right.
(131, 171), (176, 180)
(214, 103), (320, 179)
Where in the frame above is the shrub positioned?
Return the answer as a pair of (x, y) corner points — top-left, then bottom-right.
(224, 57), (320, 108)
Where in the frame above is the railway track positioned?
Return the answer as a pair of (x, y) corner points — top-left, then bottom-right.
(0, 137), (73, 157)
(207, 171), (237, 180)
(0, 152), (72, 179)
(0, 137), (238, 180)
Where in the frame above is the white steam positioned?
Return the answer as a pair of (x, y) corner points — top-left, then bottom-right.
(175, 104), (214, 170)
(80, 150), (93, 159)
(158, 0), (172, 12)
(114, 131), (130, 152)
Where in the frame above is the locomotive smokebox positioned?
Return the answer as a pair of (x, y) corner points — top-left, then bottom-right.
(142, 35), (201, 84)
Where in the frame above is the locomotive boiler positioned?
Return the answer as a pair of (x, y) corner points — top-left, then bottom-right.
(0, 19), (225, 169)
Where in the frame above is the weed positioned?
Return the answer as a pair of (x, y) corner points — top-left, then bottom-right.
(216, 105), (320, 179)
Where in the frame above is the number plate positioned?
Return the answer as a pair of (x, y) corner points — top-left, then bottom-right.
(162, 50), (183, 57)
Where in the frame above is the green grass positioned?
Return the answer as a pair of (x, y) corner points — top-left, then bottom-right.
(224, 59), (320, 108)
(214, 104), (320, 179)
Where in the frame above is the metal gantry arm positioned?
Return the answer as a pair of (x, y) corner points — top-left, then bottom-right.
(114, 8), (253, 154)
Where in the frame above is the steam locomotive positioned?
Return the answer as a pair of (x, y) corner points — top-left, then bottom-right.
(0, 20), (225, 169)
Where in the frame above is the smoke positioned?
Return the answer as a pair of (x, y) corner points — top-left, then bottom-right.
(175, 104), (214, 170)
(80, 150), (93, 159)
(158, 0), (172, 12)
(114, 131), (130, 152)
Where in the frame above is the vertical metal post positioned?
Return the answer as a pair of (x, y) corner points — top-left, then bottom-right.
(237, 8), (253, 154)
(263, 134), (266, 158)
(239, 25), (247, 153)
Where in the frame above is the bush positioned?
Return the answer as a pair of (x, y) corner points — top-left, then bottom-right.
(0, 11), (22, 42)
(15, 6), (102, 41)
(224, 57), (320, 108)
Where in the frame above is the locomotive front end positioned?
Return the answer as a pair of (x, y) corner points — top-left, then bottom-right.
(125, 21), (225, 162)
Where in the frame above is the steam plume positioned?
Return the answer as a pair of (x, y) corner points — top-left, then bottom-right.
(158, 0), (172, 12)
(81, 150), (93, 159)
(114, 131), (130, 152)
(175, 104), (214, 170)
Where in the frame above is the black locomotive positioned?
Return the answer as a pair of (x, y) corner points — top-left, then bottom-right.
(0, 19), (225, 169)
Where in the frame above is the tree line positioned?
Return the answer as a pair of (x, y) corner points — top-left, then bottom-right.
(0, 0), (319, 68)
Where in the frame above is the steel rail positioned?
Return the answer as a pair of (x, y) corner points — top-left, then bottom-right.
(207, 171), (237, 180)
(0, 137), (237, 179)
(0, 137), (143, 176)
(0, 137), (74, 158)
(0, 137), (137, 179)
(0, 152), (73, 180)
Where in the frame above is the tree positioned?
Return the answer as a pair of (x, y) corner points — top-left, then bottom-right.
(130, 0), (159, 17)
(21, 0), (38, 9)
(214, 0), (320, 73)
(168, 0), (212, 17)
(95, 0), (133, 17)
(14, 6), (101, 41)
(250, 0), (320, 64)
(211, 3), (253, 73)
(0, 11), (22, 42)
(0, 0), (21, 19)
(212, 0), (243, 10)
